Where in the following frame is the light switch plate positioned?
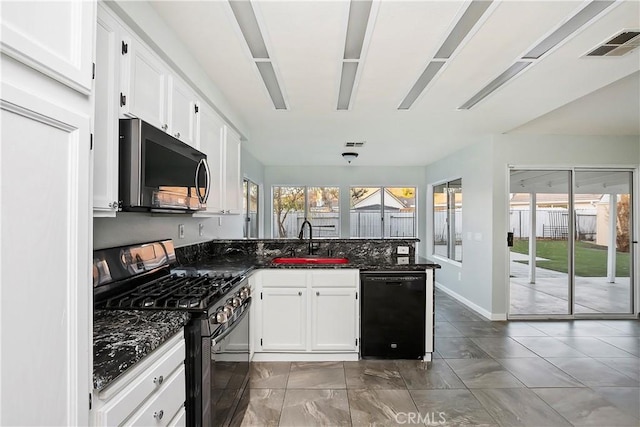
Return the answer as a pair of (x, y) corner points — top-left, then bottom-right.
(199, 223), (204, 236)
(397, 246), (409, 254)
(178, 224), (185, 239)
(397, 256), (409, 265)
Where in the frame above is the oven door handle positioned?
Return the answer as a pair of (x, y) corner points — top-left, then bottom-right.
(211, 301), (250, 347)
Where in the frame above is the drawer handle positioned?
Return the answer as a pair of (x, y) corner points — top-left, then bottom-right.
(316, 291), (319, 296)
(153, 409), (164, 420)
(298, 291), (302, 296)
(153, 375), (164, 385)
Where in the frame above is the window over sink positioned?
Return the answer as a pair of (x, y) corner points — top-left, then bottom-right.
(350, 187), (416, 238)
(272, 186), (340, 238)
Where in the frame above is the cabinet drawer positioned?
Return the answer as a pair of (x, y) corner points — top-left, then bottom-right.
(310, 269), (358, 288)
(261, 270), (307, 287)
(167, 407), (186, 427)
(126, 365), (185, 426)
(97, 337), (185, 426)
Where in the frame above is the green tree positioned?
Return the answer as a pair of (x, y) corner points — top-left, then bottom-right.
(273, 187), (304, 238)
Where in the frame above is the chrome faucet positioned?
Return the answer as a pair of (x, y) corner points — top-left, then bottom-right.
(298, 219), (315, 255)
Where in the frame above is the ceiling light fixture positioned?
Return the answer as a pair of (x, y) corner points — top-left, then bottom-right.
(228, 1), (269, 59)
(458, 61), (531, 110)
(342, 152), (359, 163)
(398, 61), (445, 110)
(523, 0), (615, 59)
(458, 0), (616, 110)
(229, 0), (288, 110)
(434, 0), (494, 59)
(337, 0), (375, 111)
(398, 0), (493, 110)
(255, 62), (287, 110)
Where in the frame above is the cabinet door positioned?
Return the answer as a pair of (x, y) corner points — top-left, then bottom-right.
(168, 76), (198, 148)
(260, 288), (307, 351)
(311, 288), (357, 351)
(1, 82), (91, 426)
(197, 104), (224, 214)
(224, 127), (242, 214)
(121, 36), (168, 131)
(0, 0), (95, 93)
(93, 5), (121, 216)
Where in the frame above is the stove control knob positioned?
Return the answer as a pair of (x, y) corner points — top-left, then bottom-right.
(228, 297), (242, 308)
(214, 309), (228, 324)
(223, 304), (234, 317)
(239, 287), (251, 299)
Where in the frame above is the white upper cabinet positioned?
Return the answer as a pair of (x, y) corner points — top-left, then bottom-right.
(198, 103), (225, 213)
(168, 76), (199, 148)
(120, 36), (169, 132)
(120, 35), (199, 149)
(93, 4), (123, 216)
(196, 105), (242, 215)
(224, 127), (243, 215)
(0, 0), (95, 94)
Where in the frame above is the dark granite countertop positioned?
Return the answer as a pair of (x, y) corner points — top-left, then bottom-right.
(93, 310), (189, 391)
(93, 241), (438, 392)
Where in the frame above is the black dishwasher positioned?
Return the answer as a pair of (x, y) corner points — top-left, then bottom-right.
(360, 271), (426, 359)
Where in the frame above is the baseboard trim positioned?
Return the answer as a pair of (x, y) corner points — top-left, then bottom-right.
(435, 282), (507, 321)
(252, 352), (360, 362)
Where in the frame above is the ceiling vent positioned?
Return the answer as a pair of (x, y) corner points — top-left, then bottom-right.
(345, 141), (366, 147)
(586, 30), (640, 57)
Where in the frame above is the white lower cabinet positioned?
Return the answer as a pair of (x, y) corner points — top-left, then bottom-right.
(254, 269), (359, 359)
(311, 288), (357, 351)
(93, 331), (186, 427)
(261, 287), (307, 351)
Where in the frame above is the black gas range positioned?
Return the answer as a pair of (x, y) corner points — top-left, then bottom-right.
(93, 240), (251, 427)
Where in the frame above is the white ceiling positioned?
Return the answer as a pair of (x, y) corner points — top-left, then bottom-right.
(150, 0), (640, 166)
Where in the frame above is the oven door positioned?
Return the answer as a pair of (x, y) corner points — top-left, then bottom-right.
(209, 301), (251, 427)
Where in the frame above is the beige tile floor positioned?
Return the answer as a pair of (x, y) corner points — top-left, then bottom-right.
(232, 290), (640, 426)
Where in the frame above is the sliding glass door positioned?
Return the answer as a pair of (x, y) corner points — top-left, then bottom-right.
(509, 170), (571, 315)
(509, 168), (634, 318)
(574, 171), (633, 314)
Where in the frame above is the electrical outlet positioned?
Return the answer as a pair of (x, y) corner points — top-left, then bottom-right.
(397, 246), (409, 254)
(199, 223), (204, 236)
(178, 224), (185, 239)
(397, 256), (409, 265)
(218, 217), (222, 226)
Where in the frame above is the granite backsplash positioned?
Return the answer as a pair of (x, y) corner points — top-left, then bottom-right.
(175, 239), (418, 266)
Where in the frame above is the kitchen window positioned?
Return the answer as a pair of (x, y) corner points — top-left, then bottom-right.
(243, 179), (259, 238)
(350, 187), (416, 238)
(433, 179), (462, 262)
(272, 186), (340, 238)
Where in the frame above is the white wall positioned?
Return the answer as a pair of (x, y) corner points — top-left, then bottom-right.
(425, 139), (496, 318)
(264, 165), (427, 249)
(426, 134), (639, 319)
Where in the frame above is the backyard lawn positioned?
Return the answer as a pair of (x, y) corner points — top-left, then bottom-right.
(512, 239), (630, 277)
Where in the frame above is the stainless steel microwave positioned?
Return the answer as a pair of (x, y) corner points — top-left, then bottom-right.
(119, 118), (210, 212)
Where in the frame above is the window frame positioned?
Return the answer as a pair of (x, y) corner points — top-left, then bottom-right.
(432, 178), (462, 263)
(349, 186), (417, 239)
(243, 178), (259, 239)
(271, 186), (340, 239)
